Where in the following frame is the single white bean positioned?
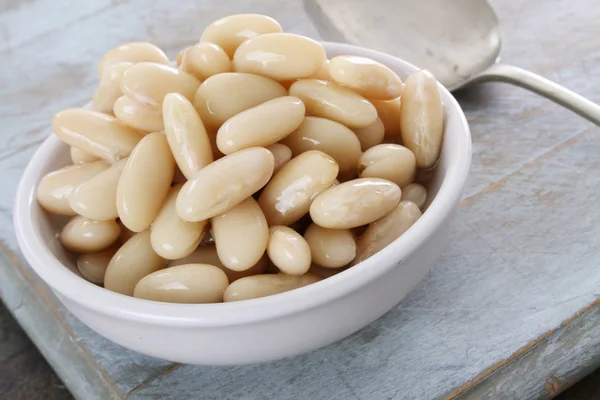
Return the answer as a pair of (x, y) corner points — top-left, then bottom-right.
(310, 178), (402, 229)
(104, 230), (166, 296)
(150, 184), (207, 260)
(223, 273), (321, 302)
(267, 226), (311, 276)
(59, 216), (120, 253)
(303, 223), (355, 268)
(133, 264), (229, 304)
(354, 200), (422, 265)
(211, 197), (269, 272)
(177, 147), (274, 222)
(117, 132), (175, 232)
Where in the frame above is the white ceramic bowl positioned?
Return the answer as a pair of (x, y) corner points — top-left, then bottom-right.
(14, 42), (471, 365)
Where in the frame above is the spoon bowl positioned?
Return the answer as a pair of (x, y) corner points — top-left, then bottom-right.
(305, 0), (600, 125)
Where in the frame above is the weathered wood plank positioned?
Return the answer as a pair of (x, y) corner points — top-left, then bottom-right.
(0, 0), (114, 52)
(2, 0), (600, 399)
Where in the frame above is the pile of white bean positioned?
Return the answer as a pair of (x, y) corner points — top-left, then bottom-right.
(35, 14), (444, 304)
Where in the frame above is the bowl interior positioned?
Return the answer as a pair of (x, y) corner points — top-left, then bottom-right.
(14, 42), (471, 326)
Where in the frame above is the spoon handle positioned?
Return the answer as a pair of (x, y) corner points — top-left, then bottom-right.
(472, 63), (600, 126)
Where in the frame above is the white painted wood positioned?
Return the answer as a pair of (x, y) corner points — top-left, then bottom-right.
(1, 0), (600, 398)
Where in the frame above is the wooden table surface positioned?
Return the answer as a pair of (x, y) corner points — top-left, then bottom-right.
(2, 0), (600, 399)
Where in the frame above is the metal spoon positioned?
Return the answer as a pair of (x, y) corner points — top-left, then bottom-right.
(304, 0), (600, 125)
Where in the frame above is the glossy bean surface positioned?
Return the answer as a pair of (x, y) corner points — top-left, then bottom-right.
(163, 93), (213, 179)
(400, 70), (444, 168)
(353, 117), (385, 151)
(69, 158), (127, 221)
(59, 216), (120, 253)
(401, 183), (428, 209)
(289, 79), (377, 128)
(104, 230), (166, 296)
(98, 42), (168, 77)
(267, 226), (311, 276)
(36, 161), (109, 215)
(151, 184), (207, 260)
(177, 147), (274, 222)
(113, 95), (164, 133)
(223, 273), (321, 302)
(93, 62), (132, 113)
(217, 96), (305, 154)
(211, 197), (269, 272)
(304, 224), (356, 268)
(121, 62), (200, 107)
(258, 150), (338, 226)
(76, 246), (119, 285)
(281, 116), (361, 173)
(179, 42), (232, 81)
(52, 109), (143, 163)
(193, 72), (287, 130)
(354, 200), (422, 264)
(310, 178), (402, 229)
(200, 14), (283, 58)
(233, 33), (325, 80)
(117, 132), (175, 232)
(170, 246), (268, 282)
(358, 144), (416, 188)
(329, 55), (404, 100)
(133, 264), (228, 304)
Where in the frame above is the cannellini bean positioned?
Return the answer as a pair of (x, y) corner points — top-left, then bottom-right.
(211, 197), (269, 272)
(281, 116), (361, 173)
(309, 59), (332, 80)
(354, 201), (422, 264)
(69, 158), (127, 221)
(358, 144), (416, 188)
(36, 161), (109, 215)
(134, 264), (229, 304)
(193, 72), (287, 130)
(266, 143), (292, 173)
(98, 42), (169, 77)
(104, 230), (166, 296)
(329, 56), (403, 100)
(310, 178), (402, 229)
(353, 117), (385, 151)
(176, 46), (190, 67)
(59, 216), (120, 253)
(113, 95), (164, 133)
(179, 42), (232, 81)
(177, 147), (274, 222)
(76, 245), (119, 285)
(163, 93), (213, 179)
(150, 184), (207, 260)
(258, 150), (339, 226)
(401, 183), (427, 209)
(267, 226), (311, 276)
(170, 246), (268, 282)
(70, 147), (99, 164)
(93, 62), (132, 113)
(117, 132), (175, 232)
(400, 70), (444, 168)
(289, 79), (377, 128)
(223, 273), (321, 302)
(303, 224), (356, 268)
(52, 109), (144, 163)
(200, 14), (283, 58)
(217, 96), (305, 154)
(233, 33), (325, 80)
(121, 62), (200, 107)
(370, 97), (401, 137)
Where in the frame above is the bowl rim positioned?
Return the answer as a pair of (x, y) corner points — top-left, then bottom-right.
(13, 41), (471, 327)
